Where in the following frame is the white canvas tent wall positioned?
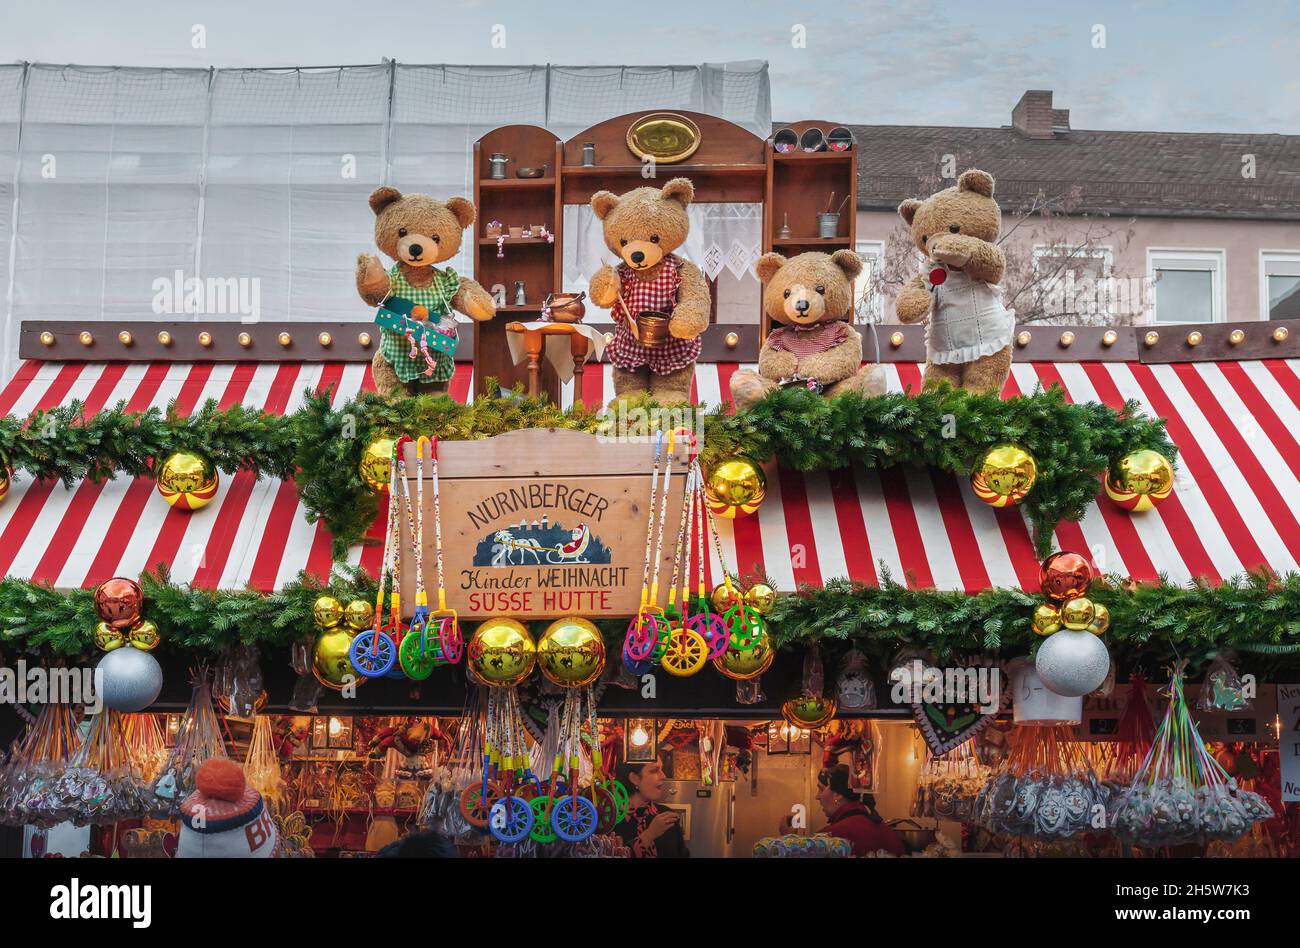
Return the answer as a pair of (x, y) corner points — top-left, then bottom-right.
(0, 60), (771, 379)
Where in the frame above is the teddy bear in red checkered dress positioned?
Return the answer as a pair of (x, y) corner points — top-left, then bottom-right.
(587, 178), (710, 405)
(730, 250), (884, 410)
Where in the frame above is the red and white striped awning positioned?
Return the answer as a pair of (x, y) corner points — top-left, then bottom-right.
(1, 357), (1297, 593)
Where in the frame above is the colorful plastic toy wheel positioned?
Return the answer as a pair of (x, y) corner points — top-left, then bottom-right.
(550, 794), (599, 842)
(687, 610), (731, 659)
(529, 796), (558, 843)
(458, 782), (499, 829)
(622, 645), (653, 677)
(399, 629), (440, 680)
(726, 606), (763, 650)
(624, 613), (665, 661)
(608, 779), (629, 822)
(661, 629), (708, 677)
(594, 786), (619, 833)
(349, 630), (396, 677)
(437, 617), (463, 664)
(650, 625), (673, 663)
(489, 794), (534, 844)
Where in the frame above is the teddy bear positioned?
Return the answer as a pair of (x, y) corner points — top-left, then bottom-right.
(894, 169), (1015, 394)
(730, 250), (884, 410)
(586, 177), (710, 405)
(356, 187), (496, 398)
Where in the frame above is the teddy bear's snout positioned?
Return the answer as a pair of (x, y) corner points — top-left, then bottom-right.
(629, 250), (645, 264)
(794, 299), (810, 313)
(406, 242), (424, 260)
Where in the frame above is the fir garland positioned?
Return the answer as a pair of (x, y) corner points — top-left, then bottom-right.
(3, 569), (1296, 672)
(766, 571), (1300, 671)
(0, 382), (1174, 558)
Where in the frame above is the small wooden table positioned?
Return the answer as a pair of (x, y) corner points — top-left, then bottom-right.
(505, 321), (592, 402)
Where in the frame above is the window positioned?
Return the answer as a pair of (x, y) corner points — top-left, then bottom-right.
(1147, 249), (1225, 324)
(853, 239), (885, 324)
(1031, 245), (1113, 321)
(1261, 252), (1300, 320)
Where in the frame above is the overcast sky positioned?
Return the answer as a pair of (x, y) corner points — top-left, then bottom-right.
(2, 0), (1297, 133)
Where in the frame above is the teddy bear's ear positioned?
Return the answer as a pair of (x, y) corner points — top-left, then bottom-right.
(660, 177), (695, 207)
(897, 198), (922, 225)
(958, 169), (995, 197)
(830, 249), (863, 281)
(445, 196), (476, 230)
(591, 190), (620, 220)
(753, 252), (787, 284)
(368, 186), (402, 216)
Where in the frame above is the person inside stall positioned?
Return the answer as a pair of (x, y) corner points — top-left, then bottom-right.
(614, 758), (689, 858)
(782, 764), (905, 857)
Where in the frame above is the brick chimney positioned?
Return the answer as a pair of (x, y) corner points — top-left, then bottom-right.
(1012, 90), (1069, 139)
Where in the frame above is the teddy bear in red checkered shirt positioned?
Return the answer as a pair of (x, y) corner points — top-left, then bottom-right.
(730, 250), (885, 410)
(587, 178), (711, 405)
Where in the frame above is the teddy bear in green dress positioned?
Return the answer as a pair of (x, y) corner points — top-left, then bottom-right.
(356, 187), (496, 398)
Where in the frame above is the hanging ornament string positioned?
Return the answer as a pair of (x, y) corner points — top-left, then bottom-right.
(685, 465), (729, 659)
(693, 457), (760, 650)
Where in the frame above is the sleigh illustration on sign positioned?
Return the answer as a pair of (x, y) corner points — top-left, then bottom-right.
(479, 522), (608, 567)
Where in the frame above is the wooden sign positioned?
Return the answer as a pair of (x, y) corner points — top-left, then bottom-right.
(1278, 685), (1300, 802)
(395, 429), (689, 620)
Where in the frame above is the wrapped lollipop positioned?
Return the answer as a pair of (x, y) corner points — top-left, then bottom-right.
(1112, 664), (1273, 848)
(39, 710), (158, 825)
(243, 715), (285, 814)
(1, 702), (80, 828)
(976, 725), (1107, 841)
(151, 670), (229, 816)
(121, 713), (168, 784)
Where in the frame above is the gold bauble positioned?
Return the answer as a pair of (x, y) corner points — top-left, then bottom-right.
(467, 618), (536, 687)
(312, 595), (344, 629)
(343, 599), (375, 632)
(971, 444), (1037, 507)
(705, 459), (766, 519)
(1059, 596), (1096, 632)
(127, 619), (160, 651)
(537, 617), (606, 688)
(1031, 603), (1062, 637)
(312, 628), (362, 690)
(1104, 449), (1174, 512)
(744, 583), (777, 615)
(712, 631), (775, 680)
(710, 582), (743, 614)
(156, 451), (219, 510)
(94, 621), (126, 652)
(0, 463), (9, 505)
(781, 694), (837, 730)
(359, 437), (396, 493)
(1086, 602), (1111, 636)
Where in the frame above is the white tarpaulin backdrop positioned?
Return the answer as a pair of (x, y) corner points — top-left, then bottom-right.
(0, 61), (771, 378)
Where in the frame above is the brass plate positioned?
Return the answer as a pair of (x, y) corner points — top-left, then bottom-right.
(625, 113), (701, 164)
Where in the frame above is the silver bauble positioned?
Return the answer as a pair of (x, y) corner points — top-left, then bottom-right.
(96, 647), (164, 712)
(1034, 630), (1109, 698)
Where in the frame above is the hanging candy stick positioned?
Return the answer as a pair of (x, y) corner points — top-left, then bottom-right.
(685, 463), (730, 659)
(399, 438), (442, 679)
(427, 437), (462, 664)
(350, 439), (401, 677)
(625, 434), (668, 661)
